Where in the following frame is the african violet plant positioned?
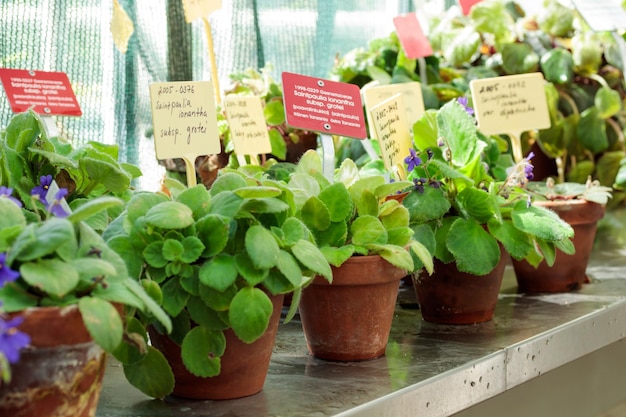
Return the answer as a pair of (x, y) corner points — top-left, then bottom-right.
(260, 150), (434, 275)
(0, 177), (169, 386)
(426, 0), (626, 205)
(104, 174), (332, 398)
(401, 99), (575, 275)
(0, 111), (168, 384)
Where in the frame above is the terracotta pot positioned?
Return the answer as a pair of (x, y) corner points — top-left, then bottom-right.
(512, 199), (605, 293)
(149, 293), (284, 400)
(298, 255), (406, 361)
(413, 251), (508, 324)
(0, 305), (106, 417)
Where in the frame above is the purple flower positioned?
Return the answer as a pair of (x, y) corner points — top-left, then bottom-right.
(31, 175), (53, 202)
(413, 177), (427, 193)
(48, 188), (70, 218)
(524, 152), (535, 181)
(0, 253), (19, 288)
(0, 186), (22, 208)
(404, 148), (422, 172)
(0, 316), (31, 364)
(457, 97), (474, 115)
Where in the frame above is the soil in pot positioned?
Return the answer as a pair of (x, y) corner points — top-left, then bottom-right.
(512, 199), (605, 293)
(413, 251), (508, 325)
(298, 255), (406, 362)
(0, 305), (106, 417)
(149, 293), (284, 400)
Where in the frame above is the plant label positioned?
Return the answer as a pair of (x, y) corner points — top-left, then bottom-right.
(369, 94), (413, 179)
(363, 82), (425, 137)
(149, 81), (219, 186)
(111, 0), (134, 54)
(459, 0), (483, 15)
(393, 13), (433, 59)
(0, 68), (82, 116)
(223, 95), (271, 156)
(470, 73), (550, 161)
(571, 0), (626, 32)
(282, 72), (366, 139)
(182, 0), (222, 22)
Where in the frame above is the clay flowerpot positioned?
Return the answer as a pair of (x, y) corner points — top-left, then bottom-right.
(298, 255), (406, 361)
(413, 251), (508, 325)
(0, 305), (107, 417)
(512, 199), (605, 293)
(148, 293), (284, 400)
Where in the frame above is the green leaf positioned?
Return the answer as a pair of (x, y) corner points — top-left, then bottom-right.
(229, 287), (273, 343)
(437, 100), (483, 168)
(320, 245), (354, 269)
(246, 225), (279, 269)
(208, 191), (243, 216)
(301, 196), (331, 232)
(291, 239), (332, 280)
(351, 215), (387, 246)
(369, 244), (413, 272)
(501, 43), (539, 74)
(10, 218), (74, 262)
(125, 279), (172, 333)
(276, 250), (303, 287)
(199, 283), (237, 312)
(20, 259), (79, 298)
(446, 219), (500, 276)
(379, 202), (410, 229)
(595, 87), (621, 119)
(268, 129), (287, 160)
(456, 187), (496, 223)
(78, 297), (123, 352)
(210, 172), (247, 195)
(0, 198), (26, 231)
(187, 296), (228, 330)
(577, 107), (608, 154)
(540, 47), (574, 84)
(180, 236), (204, 263)
(386, 227), (414, 247)
(512, 202), (574, 241)
(281, 217), (312, 244)
(264, 100), (286, 126)
(161, 278), (190, 317)
(234, 252), (268, 286)
(162, 239), (184, 261)
(66, 196), (123, 224)
(355, 189), (378, 217)
(145, 201), (195, 229)
(233, 186), (282, 199)
(488, 219), (533, 261)
(318, 182), (353, 222)
(181, 327), (226, 377)
(196, 213), (229, 257)
(175, 184), (212, 218)
(123, 346), (175, 399)
(403, 186), (451, 223)
(143, 241), (167, 268)
(199, 254), (238, 292)
(409, 240), (434, 274)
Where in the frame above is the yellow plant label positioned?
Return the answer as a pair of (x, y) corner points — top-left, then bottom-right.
(363, 82), (425, 138)
(149, 81), (220, 161)
(111, 0), (134, 54)
(182, 0), (222, 22)
(223, 95), (272, 156)
(469, 72), (551, 136)
(369, 94), (413, 179)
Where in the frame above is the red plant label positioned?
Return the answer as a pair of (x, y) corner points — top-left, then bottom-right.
(459, 0), (483, 15)
(0, 68), (82, 116)
(393, 13), (433, 59)
(282, 72), (366, 139)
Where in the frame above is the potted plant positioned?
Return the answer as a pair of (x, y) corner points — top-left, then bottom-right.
(402, 99), (575, 324)
(425, 0), (626, 204)
(262, 150), (433, 361)
(510, 177), (612, 293)
(104, 171), (332, 399)
(0, 111), (169, 416)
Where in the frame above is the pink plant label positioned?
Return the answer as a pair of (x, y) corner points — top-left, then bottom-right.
(282, 72), (366, 139)
(459, 0), (483, 15)
(392, 13), (433, 59)
(0, 68), (82, 116)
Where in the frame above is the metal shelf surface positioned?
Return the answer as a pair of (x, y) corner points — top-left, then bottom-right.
(96, 209), (626, 417)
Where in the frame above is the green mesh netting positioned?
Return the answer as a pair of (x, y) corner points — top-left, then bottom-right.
(1, 0), (407, 191)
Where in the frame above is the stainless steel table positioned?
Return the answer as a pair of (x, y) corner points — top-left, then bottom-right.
(97, 209), (626, 417)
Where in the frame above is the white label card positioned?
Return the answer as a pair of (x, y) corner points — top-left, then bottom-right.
(149, 81), (220, 160)
(363, 82), (425, 139)
(223, 95), (272, 156)
(369, 94), (413, 179)
(469, 73), (551, 136)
